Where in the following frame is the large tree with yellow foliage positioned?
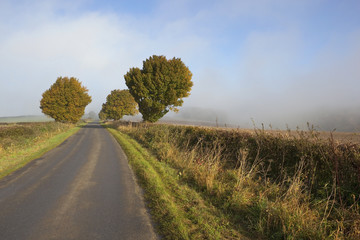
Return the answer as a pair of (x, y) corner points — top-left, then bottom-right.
(40, 77), (92, 123)
(124, 55), (193, 122)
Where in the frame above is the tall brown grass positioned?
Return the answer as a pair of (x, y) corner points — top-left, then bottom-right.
(114, 121), (360, 239)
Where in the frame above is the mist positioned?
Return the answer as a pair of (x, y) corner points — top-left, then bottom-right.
(162, 106), (360, 132)
(0, 0), (359, 132)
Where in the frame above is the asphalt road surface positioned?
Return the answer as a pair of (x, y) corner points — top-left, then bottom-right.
(0, 122), (157, 240)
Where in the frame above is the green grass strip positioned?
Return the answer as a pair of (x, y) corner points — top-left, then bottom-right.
(108, 128), (190, 239)
(0, 125), (82, 179)
(107, 128), (245, 240)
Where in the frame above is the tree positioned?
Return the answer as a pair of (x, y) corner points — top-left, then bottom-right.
(40, 77), (92, 123)
(98, 109), (107, 121)
(124, 55), (193, 122)
(100, 89), (138, 120)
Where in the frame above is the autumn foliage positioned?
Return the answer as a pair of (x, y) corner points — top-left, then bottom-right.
(40, 77), (92, 123)
(124, 55), (193, 122)
(100, 89), (138, 120)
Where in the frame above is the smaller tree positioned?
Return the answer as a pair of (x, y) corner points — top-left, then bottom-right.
(40, 76), (92, 123)
(100, 89), (138, 120)
(98, 109), (107, 121)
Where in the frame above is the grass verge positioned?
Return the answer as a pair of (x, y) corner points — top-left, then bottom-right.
(107, 127), (247, 240)
(0, 122), (82, 179)
(109, 122), (360, 240)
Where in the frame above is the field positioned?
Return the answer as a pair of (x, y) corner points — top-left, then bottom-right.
(0, 122), (80, 178)
(108, 121), (360, 239)
(158, 119), (360, 144)
(0, 115), (54, 123)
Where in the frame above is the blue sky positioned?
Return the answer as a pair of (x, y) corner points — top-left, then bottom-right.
(0, 0), (359, 130)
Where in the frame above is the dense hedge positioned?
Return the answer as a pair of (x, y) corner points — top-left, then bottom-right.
(114, 122), (360, 206)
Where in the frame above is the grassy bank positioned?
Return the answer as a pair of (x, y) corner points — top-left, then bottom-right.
(108, 127), (247, 239)
(0, 122), (81, 178)
(109, 121), (360, 239)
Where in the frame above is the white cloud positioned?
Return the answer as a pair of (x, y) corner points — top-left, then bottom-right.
(0, 1), (211, 116)
(0, 10), (145, 115)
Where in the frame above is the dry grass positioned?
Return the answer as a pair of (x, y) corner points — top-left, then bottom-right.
(0, 122), (77, 178)
(108, 126), (246, 239)
(113, 121), (360, 239)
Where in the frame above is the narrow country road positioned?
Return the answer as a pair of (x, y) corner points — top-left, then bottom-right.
(0, 122), (157, 240)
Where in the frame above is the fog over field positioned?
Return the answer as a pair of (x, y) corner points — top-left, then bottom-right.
(0, 0), (359, 131)
(162, 106), (360, 132)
